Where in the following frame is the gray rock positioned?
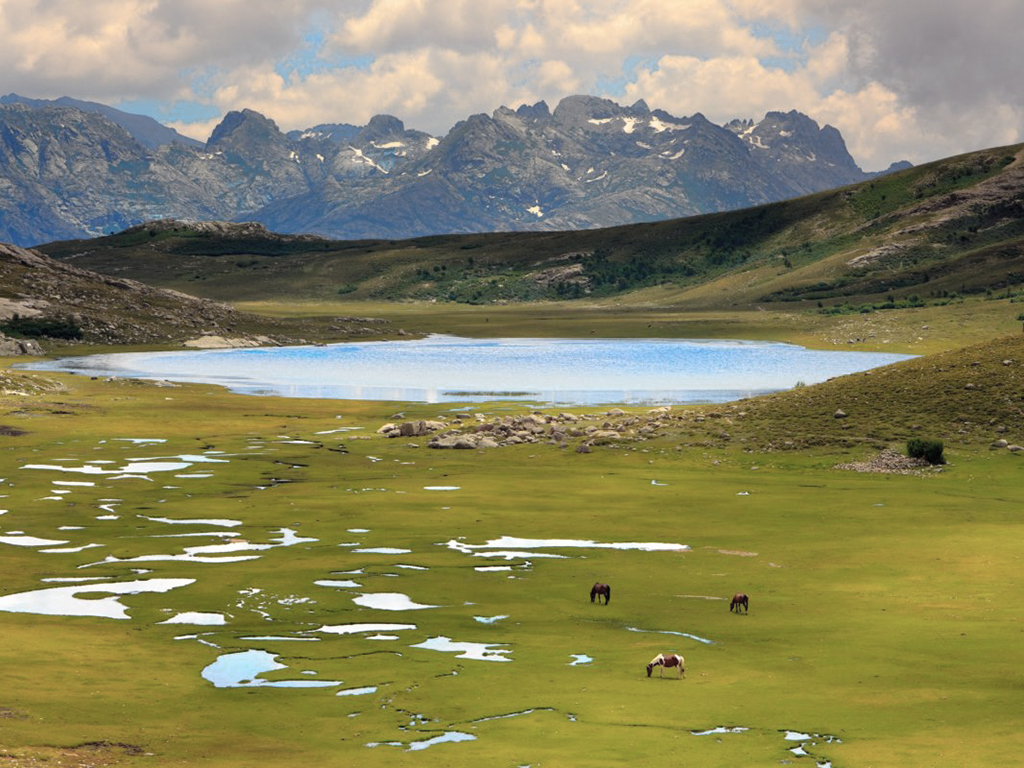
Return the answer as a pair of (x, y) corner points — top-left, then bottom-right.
(991, 439), (1009, 449)
(834, 409), (848, 419)
(0, 334), (43, 355)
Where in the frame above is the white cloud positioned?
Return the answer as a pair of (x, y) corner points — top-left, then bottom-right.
(2, 0), (1023, 168)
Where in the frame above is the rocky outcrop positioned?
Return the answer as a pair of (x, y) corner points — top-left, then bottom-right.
(0, 332), (43, 355)
(371, 407), (676, 451)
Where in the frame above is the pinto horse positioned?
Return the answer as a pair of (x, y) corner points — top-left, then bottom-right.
(590, 583), (611, 604)
(730, 592), (749, 613)
(646, 653), (685, 678)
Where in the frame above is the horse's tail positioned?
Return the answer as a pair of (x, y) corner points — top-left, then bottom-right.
(590, 587), (596, 603)
(605, 584), (610, 604)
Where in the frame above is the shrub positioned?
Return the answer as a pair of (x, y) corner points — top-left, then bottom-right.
(0, 314), (84, 340)
(907, 437), (945, 464)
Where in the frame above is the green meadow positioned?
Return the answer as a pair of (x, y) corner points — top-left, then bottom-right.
(1, 338), (1023, 767)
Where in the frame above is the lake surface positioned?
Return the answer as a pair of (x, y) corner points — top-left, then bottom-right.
(21, 335), (914, 405)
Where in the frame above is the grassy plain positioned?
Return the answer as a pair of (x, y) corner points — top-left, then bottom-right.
(1, 351), (1022, 767)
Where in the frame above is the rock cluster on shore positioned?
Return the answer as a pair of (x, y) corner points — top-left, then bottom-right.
(378, 407), (677, 450)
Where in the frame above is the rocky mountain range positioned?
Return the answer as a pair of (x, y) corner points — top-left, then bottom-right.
(0, 94), (909, 247)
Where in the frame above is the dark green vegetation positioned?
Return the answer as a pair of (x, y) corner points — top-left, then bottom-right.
(39, 144), (1024, 313)
(0, 331), (1023, 767)
(0, 314), (83, 340)
(907, 438), (945, 465)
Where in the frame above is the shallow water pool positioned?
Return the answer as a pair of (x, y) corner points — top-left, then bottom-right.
(19, 335), (915, 405)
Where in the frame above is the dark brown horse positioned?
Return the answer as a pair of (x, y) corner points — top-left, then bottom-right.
(730, 592), (749, 613)
(590, 582), (611, 604)
(646, 653), (685, 678)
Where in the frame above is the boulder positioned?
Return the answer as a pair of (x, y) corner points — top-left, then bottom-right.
(833, 409), (848, 419)
(0, 335), (43, 355)
(990, 439), (1009, 449)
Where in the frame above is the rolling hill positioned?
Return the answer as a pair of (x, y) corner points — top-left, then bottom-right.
(38, 142), (1024, 314)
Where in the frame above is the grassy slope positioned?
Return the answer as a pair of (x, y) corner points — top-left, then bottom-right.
(0, 326), (1023, 766)
(38, 144), (1024, 313)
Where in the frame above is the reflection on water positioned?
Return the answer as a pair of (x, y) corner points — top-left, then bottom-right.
(19, 335), (914, 405)
(201, 649), (339, 688)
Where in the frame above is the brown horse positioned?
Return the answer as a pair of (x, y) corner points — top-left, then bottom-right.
(590, 582), (611, 604)
(646, 653), (685, 678)
(730, 592), (749, 613)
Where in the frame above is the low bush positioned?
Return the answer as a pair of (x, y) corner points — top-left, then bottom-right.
(907, 437), (945, 464)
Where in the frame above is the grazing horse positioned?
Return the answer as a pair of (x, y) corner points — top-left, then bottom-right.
(590, 582), (611, 604)
(646, 653), (685, 678)
(730, 592), (749, 613)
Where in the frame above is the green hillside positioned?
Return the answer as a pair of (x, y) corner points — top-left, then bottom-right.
(39, 144), (1024, 313)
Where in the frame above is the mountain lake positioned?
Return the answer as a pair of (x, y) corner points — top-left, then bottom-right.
(21, 335), (914, 405)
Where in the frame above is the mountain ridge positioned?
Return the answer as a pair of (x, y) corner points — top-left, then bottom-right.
(0, 95), (905, 247)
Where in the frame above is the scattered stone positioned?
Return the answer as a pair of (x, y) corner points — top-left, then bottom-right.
(1009, 445), (1024, 454)
(834, 449), (937, 475)
(990, 439), (1009, 449)
(833, 409), (848, 419)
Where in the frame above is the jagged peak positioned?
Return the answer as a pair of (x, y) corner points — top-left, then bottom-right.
(515, 100), (550, 121)
(206, 109), (282, 148)
(361, 114), (406, 138)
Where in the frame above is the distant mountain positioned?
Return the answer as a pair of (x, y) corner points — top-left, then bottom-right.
(0, 93), (201, 149)
(40, 143), (1020, 312)
(0, 95), (908, 247)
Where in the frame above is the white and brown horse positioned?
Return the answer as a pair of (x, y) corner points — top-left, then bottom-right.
(590, 582), (611, 604)
(646, 653), (685, 678)
(730, 593), (749, 613)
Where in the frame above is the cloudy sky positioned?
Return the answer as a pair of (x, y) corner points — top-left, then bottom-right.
(0, 0), (1020, 170)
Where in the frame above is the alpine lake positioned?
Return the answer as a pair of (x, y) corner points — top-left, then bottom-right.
(1, 333), (1021, 767)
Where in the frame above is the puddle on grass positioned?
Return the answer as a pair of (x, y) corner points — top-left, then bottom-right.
(352, 593), (439, 611)
(0, 578), (195, 619)
(40, 543), (105, 554)
(569, 654), (593, 666)
(337, 686), (378, 696)
(410, 636), (511, 662)
(628, 626), (714, 644)
(446, 536), (688, 555)
(691, 726), (749, 736)
(83, 528), (315, 566)
(315, 579), (361, 589)
(317, 623), (417, 636)
(240, 636), (321, 642)
(158, 612), (227, 625)
(404, 732), (477, 752)
(424, 486), (460, 491)
(201, 649), (339, 688)
(354, 547), (412, 555)
(0, 535), (69, 547)
(473, 615), (508, 624)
